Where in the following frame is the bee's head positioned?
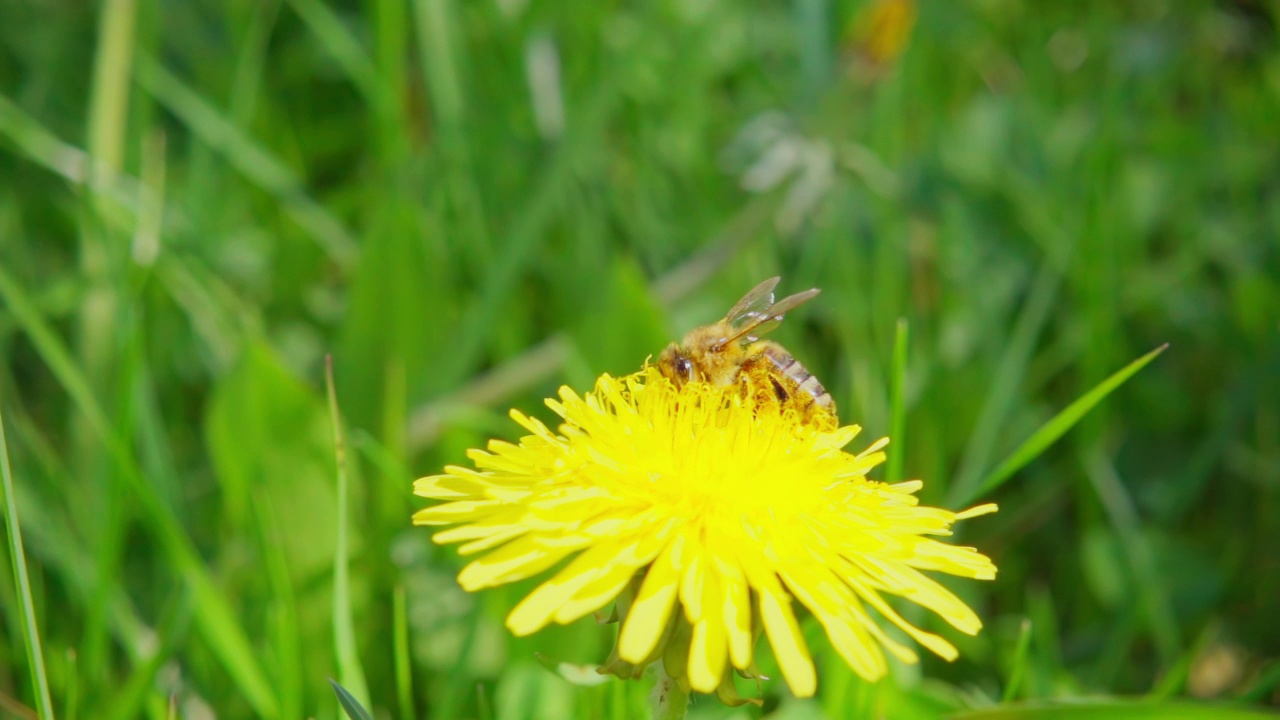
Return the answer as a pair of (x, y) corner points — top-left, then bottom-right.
(657, 343), (697, 385)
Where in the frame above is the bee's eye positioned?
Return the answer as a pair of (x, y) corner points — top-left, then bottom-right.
(676, 357), (693, 381)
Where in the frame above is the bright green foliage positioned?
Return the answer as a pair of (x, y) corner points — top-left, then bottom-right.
(1, 407), (54, 720)
(332, 678), (375, 720)
(1, 1), (1278, 718)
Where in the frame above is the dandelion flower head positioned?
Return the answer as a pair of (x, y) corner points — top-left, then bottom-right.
(414, 368), (997, 697)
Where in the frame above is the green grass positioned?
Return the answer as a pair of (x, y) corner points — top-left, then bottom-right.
(1, 405), (54, 720)
(1, 0), (1279, 718)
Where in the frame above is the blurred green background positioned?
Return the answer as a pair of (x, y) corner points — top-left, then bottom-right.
(1, 0), (1278, 718)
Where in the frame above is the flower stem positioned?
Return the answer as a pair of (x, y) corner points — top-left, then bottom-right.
(654, 666), (690, 720)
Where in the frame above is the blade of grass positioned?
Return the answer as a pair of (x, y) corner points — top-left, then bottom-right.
(253, 493), (303, 720)
(418, 20), (687, 390)
(0, 693), (37, 720)
(477, 683), (492, 720)
(330, 679), (375, 720)
(794, 0), (832, 107)
(0, 94), (129, 196)
(371, 0), (410, 161)
(86, 0), (136, 175)
(1002, 618), (1033, 702)
(379, 357), (407, 528)
(227, 0), (280, 124)
(1083, 449), (1181, 667)
(947, 259), (1062, 506)
(326, 356), (370, 708)
(130, 129), (165, 266)
(1027, 585), (1065, 699)
(3, 400), (160, 679)
(1149, 621), (1218, 700)
(393, 585), (415, 720)
(80, 0), (139, 683)
(0, 265), (279, 718)
(885, 317), (909, 484)
(286, 0), (392, 120)
(412, 0), (495, 274)
(0, 403), (55, 720)
(413, 0), (464, 132)
(133, 53), (358, 268)
(64, 649), (77, 720)
(0, 94), (169, 233)
(1239, 660), (1280, 703)
(949, 700), (1277, 720)
(103, 588), (192, 720)
(80, 0), (136, 473)
(952, 343), (1169, 507)
(433, 602), (484, 720)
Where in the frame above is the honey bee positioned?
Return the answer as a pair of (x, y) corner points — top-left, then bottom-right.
(657, 277), (837, 427)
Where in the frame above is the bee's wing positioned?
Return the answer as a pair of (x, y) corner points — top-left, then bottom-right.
(722, 277), (781, 331)
(717, 286), (821, 348)
(748, 288), (821, 336)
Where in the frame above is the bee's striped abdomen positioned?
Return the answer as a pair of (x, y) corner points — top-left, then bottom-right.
(743, 343), (836, 427)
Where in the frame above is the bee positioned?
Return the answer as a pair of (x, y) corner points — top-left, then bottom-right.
(657, 277), (837, 427)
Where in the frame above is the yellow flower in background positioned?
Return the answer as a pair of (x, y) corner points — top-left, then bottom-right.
(414, 368), (997, 698)
(845, 0), (918, 75)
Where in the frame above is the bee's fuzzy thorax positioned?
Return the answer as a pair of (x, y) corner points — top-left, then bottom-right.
(677, 323), (744, 386)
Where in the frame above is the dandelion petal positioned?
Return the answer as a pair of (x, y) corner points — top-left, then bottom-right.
(759, 587), (816, 697)
(618, 536), (684, 663)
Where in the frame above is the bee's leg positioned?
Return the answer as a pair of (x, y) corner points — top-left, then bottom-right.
(768, 376), (790, 402)
(736, 354), (797, 411)
(736, 353), (839, 429)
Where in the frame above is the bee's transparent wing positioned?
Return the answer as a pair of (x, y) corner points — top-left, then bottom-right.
(717, 281), (820, 348)
(722, 276), (780, 331)
(744, 288), (820, 337)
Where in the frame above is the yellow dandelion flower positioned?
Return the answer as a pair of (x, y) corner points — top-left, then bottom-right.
(414, 368), (997, 698)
